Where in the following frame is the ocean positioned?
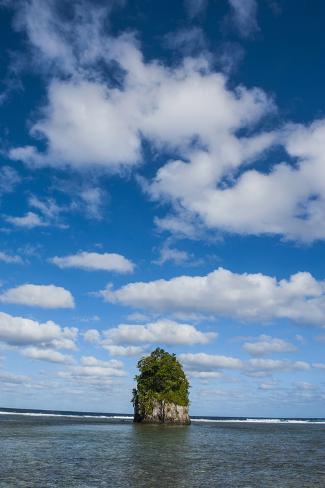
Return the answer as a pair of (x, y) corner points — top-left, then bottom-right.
(0, 408), (324, 487)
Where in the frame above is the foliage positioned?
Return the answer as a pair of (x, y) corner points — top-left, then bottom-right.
(132, 348), (190, 416)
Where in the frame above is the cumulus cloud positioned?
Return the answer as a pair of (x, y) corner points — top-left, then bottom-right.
(148, 117), (325, 243)
(10, 79), (142, 169)
(247, 358), (310, 375)
(22, 346), (74, 364)
(80, 356), (123, 369)
(102, 267), (325, 325)
(5, 211), (46, 228)
(243, 335), (297, 356)
(82, 319), (215, 356)
(0, 369), (30, 385)
(180, 352), (310, 376)
(59, 355), (126, 382)
(0, 311), (77, 348)
(51, 251), (134, 273)
(83, 329), (101, 343)
(0, 252), (23, 264)
(102, 345), (146, 357)
(0, 284), (75, 308)
(180, 353), (243, 370)
(10, 55), (272, 172)
(9, 2), (274, 173)
(102, 319), (216, 346)
(189, 371), (224, 379)
(6, 1), (325, 242)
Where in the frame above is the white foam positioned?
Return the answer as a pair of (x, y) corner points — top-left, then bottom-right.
(191, 418), (325, 424)
(0, 411), (133, 420)
(0, 411), (324, 424)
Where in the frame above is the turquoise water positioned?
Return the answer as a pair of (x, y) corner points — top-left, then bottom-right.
(0, 411), (325, 487)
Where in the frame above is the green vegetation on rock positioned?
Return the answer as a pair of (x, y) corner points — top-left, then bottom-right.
(132, 348), (190, 418)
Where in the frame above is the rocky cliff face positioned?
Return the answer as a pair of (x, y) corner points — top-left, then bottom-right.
(134, 399), (190, 425)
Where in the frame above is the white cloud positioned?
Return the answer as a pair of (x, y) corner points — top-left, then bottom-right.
(10, 8), (273, 174)
(51, 328), (78, 351)
(83, 329), (101, 343)
(259, 380), (279, 390)
(243, 335), (297, 356)
(79, 187), (104, 219)
(102, 345), (146, 357)
(0, 252), (23, 264)
(0, 284), (75, 308)
(29, 195), (61, 219)
(228, 0), (259, 38)
(180, 352), (310, 376)
(6, 2), (325, 242)
(6, 197), (69, 230)
(0, 166), (21, 195)
(59, 355), (126, 380)
(126, 312), (150, 322)
(190, 371), (224, 379)
(180, 352), (243, 370)
(164, 27), (207, 56)
(0, 311), (77, 347)
(10, 79), (142, 169)
(312, 363), (325, 369)
(6, 211), (46, 228)
(0, 369), (30, 385)
(103, 267), (325, 325)
(83, 319), (215, 356)
(149, 118), (325, 243)
(102, 319), (216, 346)
(22, 346), (74, 364)
(80, 356), (123, 369)
(294, 381), (316, 391)
(13, 0), (124, 76)
(79, 315), (100, 323)
(295, 334), (305, 344)
(153, 241), (190, 266)
(247, 358), (310, 374)
(154, 214), (200, 239)
(51, 251), (134, 273)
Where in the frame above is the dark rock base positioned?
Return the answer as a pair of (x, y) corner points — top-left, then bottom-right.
(134, 400), (190, 425)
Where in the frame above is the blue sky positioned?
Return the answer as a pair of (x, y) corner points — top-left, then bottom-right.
(0, 0), (324, 417)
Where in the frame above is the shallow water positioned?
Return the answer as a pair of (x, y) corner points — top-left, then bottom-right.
(0, 414), (324, 487)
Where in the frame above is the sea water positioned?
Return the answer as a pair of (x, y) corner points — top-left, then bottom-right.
(0, 408), (324, 487)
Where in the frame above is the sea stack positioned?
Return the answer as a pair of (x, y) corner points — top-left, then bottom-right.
(132, 347), (190, 425)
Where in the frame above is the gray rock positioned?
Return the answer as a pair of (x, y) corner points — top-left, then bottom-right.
(134, 398), (190, 425)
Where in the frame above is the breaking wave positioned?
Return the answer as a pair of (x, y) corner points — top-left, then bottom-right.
(0, 409), (324, 424)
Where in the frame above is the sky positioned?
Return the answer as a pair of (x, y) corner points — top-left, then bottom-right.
(0, 0), (324, 417)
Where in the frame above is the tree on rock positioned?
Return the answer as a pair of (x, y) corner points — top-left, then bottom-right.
(132, 347), (190, 424)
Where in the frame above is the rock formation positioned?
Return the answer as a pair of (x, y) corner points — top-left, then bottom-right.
(134, 397), (190, 424)
(132, 348), (190, 425)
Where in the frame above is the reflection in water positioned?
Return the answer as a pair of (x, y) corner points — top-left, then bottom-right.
(128, 424), (192, 487)
(0, 415), (325, 487)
